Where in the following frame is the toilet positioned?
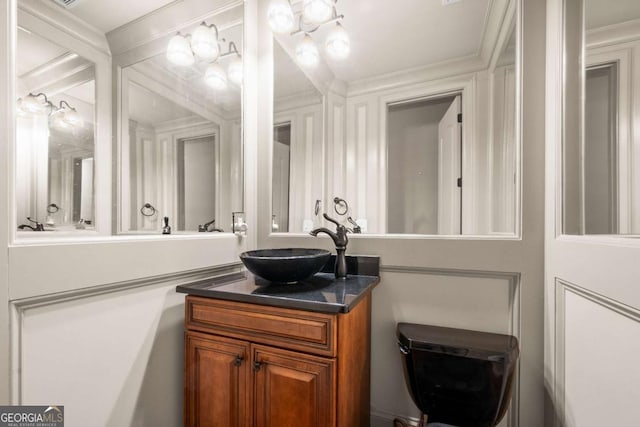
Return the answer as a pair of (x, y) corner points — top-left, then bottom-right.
(396, 323), (519, 427)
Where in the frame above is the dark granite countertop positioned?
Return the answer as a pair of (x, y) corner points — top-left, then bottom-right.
(176, 271), (380, 314)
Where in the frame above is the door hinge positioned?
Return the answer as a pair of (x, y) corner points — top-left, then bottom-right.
(457, 113), (462, 123)
(457, 177), (462, 188)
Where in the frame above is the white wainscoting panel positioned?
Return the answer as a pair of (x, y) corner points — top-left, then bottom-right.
(560, 282), (640, 427)
(18, 284), (186, 427)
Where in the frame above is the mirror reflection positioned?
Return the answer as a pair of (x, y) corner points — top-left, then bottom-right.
(16, 23), (96, 231)
(119, 8), (244, 233)
(571, 0), (640, 234)
(272, 0), (518, 235)
(272, 39), (324, 233)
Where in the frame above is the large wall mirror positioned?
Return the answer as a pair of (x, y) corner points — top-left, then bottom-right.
(271, 0), (520, 236)
(14, 0), (244, 236)
(563, 0), (640, 235)
(118, 7), (244, 234)
(16, 9), (96, 232)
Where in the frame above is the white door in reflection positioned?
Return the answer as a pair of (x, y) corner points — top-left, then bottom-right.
(178, 135), (216, 231)
(272, 123), (291, 232)
(387, 94), (462, 234)
(438, 95), (462, 235)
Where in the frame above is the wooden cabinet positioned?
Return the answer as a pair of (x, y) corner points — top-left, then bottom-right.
(183, 294), (372, 427)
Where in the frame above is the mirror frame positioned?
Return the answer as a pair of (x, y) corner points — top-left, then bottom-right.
(259, 0), (523, 242)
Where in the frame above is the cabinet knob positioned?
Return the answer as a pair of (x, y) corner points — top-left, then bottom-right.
(253, 361), (263, 371)
(234, 355), (244, 366)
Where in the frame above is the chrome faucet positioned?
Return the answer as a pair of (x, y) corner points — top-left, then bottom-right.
(310, 213), (349, 279)
(198, 219), (224, 232)
(18, 217), (45, 231)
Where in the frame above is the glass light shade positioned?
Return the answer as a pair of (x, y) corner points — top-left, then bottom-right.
(325, 23), (350, 59)
(268, 0), (295, 34)
(50, 109), (71, 130)
(19, 94), (47, 115)
(295, 34), (319, 67)
(303, 0), (333, 24)
(228, 57), (243, 86)
(204, 63), (228, 90)
(166, 33), (195, 66)
(191, 23), (220, 61)
(63, 108), (83, 128)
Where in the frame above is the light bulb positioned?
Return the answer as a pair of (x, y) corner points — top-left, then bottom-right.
(268, 0), (295, 34)
(205, 63), (228, 90)
(325, 22), (350, 59)
(295, 34), (319, 67)
(166, 33), (194, 66)
(191, 23), (220, 61)
(228, 56), (243, 86)
(303, 0), (333, 24)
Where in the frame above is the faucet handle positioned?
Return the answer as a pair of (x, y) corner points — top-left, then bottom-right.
(323, 213), (341, 228)
(347, 217), (361, 233)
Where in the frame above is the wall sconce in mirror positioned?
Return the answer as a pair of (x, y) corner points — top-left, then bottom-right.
(166, 22), (243, 89)
(232, 211), (248, 236)
(267, 0), (350, 66)
(17, 92), (84, 131)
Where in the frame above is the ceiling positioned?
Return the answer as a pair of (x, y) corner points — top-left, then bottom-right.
(313, 0), (492, 83)
(49, 0), (178, 33)
(128, 81), (196, 126)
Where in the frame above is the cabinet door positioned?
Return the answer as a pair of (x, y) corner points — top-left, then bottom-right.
(252, 344), (335, 427)
(185, 332), (251, 427)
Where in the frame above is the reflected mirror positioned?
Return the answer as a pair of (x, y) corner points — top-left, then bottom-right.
(16, 20), (96, 231)
(272, 39), (324, 233)
(564, 0), (640, 234)
(117, 4), (244, 234)
(272, 0), (519, 235)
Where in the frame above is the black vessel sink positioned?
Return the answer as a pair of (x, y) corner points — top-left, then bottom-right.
(239, 248), (331, 284)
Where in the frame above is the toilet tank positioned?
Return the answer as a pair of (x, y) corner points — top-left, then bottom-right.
(397, 323), (519, 427)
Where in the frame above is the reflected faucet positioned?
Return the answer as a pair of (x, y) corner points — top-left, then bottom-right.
(198, 219), (224, 232)
(310, 213), (349, 279)
(18, 217), (45, 231)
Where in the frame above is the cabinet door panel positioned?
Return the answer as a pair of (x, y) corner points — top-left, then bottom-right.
(253, 344), (335, 427)
(185, 332), (251, 427)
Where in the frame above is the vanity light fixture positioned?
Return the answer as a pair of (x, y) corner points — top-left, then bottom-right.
(16, 93), (83, 130)
(204, 63), (228, 90)
(303, 0), (334, 24)
(17, 92), (50, 115)
(295, 34), (320, 66)
(325, 22), (350, 59)
(166, 23), (243, 89)
(267, 0), (350, 67)
(190, 22), (221, 61)
(50, 100), (83, 130)
(268, 0), (296, 34)
(166, 32), (195, 66)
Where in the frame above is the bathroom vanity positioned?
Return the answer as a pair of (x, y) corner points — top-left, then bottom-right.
(176, 258), (379, 427)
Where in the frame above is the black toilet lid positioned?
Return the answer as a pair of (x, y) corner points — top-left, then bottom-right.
(397, 322), (519, 360)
